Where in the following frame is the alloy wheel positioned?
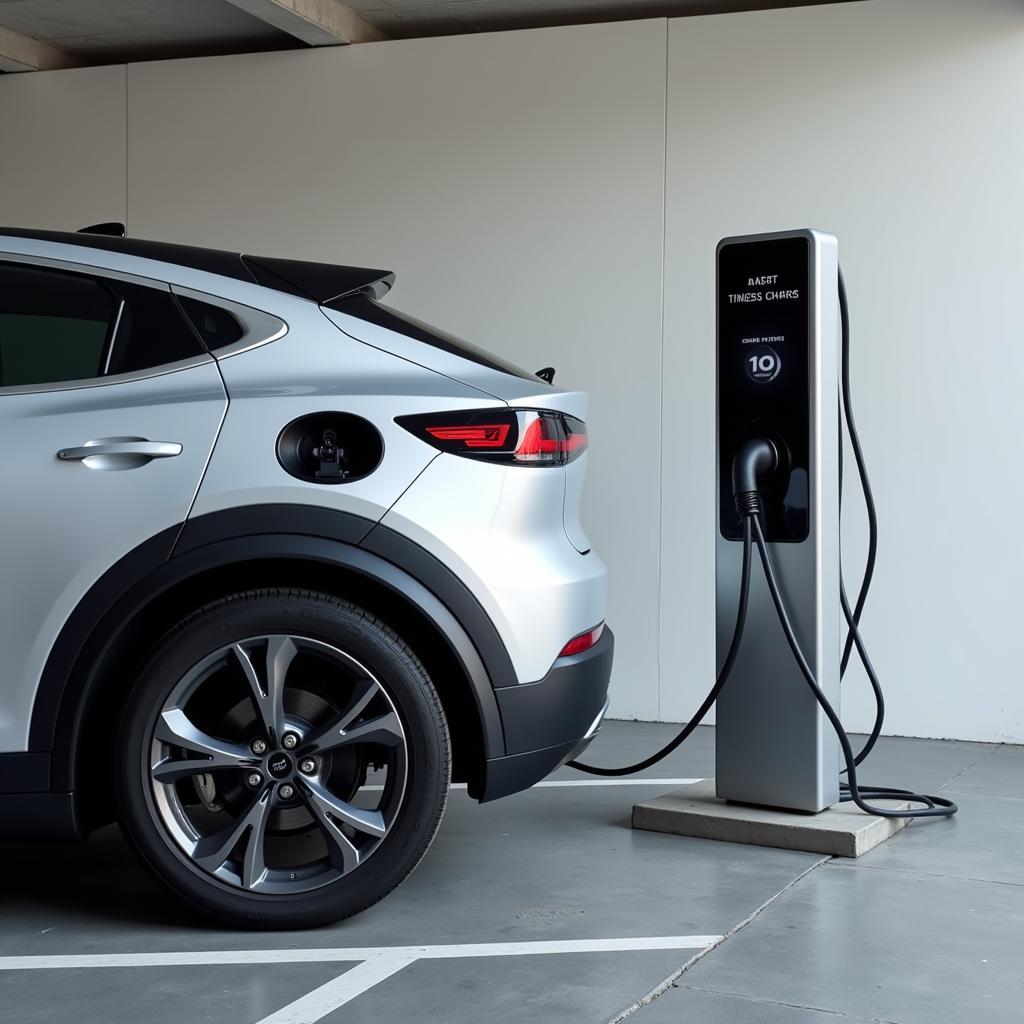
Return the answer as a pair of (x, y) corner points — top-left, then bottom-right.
(147, 634), (408, 894)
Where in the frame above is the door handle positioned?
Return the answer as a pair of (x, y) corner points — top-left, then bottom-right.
(57, 440), (183, 461)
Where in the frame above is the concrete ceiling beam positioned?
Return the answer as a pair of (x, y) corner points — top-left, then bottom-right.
(222, 0), (387, 46)
(0, 24), (80, 72)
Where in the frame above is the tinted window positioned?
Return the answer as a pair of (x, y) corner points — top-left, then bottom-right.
(104, 282), (205, 375)
(180, 296), (244, 351)
(0, 264), (113, 387)
(0, 263), (208, 388)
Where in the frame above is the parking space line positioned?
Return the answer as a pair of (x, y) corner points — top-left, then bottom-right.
(253, 956), (416, 1024)
(0, 935), (724, 971)
(529, 778), (704, 788)
(366, 778), (706, 791)
(0, 935), (723, 1024)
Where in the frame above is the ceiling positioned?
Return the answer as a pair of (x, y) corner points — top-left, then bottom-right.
(337, 0), (836, 38)
(0, 0), (843, 69)
(0, 0), (299, 64)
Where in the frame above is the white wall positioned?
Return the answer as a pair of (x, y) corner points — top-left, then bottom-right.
(661, 0), (1024, 742)
(1, 0), (1021, 742)
(0, 65), (126, 228)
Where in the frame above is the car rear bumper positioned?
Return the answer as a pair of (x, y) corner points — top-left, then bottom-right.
(475, 627), (614, 802)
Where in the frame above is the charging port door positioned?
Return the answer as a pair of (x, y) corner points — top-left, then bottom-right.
(715, 229), (841, 813)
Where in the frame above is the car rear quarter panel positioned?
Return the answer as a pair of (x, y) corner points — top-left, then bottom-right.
(189, 301), (507, 522)
(381, 452), (607, 685)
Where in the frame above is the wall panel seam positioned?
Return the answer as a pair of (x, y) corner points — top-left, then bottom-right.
(123, 63), (129, 228)
(656, 18), (669, 721)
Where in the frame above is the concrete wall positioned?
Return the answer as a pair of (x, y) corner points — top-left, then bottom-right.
(2, 0), (1021, 741)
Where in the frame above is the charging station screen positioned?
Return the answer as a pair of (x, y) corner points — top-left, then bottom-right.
(718, 235), (810, 543)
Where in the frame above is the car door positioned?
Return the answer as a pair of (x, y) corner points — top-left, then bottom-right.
(0, 258), (228, 752)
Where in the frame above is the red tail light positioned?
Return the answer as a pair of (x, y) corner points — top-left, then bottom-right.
(398, 409), (587, 465)
(425, 424), (511, 448)
(560, 623), (604, 658)
(515, 415), (588, 464)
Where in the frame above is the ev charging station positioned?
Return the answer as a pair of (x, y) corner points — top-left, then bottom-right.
(582, 228), (956, 850)
(715, 230), (841, 813)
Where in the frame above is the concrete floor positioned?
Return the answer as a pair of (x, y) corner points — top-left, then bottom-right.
(0, 721), (1020, 1023)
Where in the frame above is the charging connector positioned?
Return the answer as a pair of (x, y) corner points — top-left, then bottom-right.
(731, 438), (778, 519)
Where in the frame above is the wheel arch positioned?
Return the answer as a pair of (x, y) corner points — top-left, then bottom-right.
(34, 508), (509, 829)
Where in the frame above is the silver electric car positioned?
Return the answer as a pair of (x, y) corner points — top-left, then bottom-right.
(0, 226), (612, 928)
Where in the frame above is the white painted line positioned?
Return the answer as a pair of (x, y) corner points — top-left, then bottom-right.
(530, 778), (705, 788)
(0, 935), (724, 971)
(254, 956), (415, 1024)
(364, 778), (706, 792)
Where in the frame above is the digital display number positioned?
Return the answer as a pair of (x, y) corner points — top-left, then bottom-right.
(745, 347), (781, 383)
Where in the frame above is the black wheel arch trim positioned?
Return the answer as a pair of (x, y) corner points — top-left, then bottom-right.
(31, 504), (514, 794)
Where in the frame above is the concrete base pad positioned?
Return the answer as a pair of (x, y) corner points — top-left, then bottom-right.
(632, 780), (912, 857)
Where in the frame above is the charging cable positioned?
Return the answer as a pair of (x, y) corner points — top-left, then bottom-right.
(566, 514), (754, 777)
(569, 270), (958, 819)
(837, 267), (883, 769)
(748, 503), (955, 817)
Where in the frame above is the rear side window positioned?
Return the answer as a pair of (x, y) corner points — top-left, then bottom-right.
(179, 296), (244, 351)
(105, 282), (206, 374)
(338, 294), (540, 382)
(0, 264), (113, 387)
(0, 261), (206, 389)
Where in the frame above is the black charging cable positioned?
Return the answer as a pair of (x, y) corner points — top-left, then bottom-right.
(749, 511), (955, 817)
(567, 514), (753, 776)
(570, 269), (958, 819)
(837, 268), (884, 768)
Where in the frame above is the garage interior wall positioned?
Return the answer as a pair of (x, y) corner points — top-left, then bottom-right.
(0, 0), (1020, 743)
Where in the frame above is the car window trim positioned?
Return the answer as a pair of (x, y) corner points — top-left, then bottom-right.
(0, 352), (215, 396)
(101, 295), (127, 376)
(0, 251), (173, 292)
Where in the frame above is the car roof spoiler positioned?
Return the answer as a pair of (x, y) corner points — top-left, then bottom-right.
(78, 222), (126, 237)
(242, 254), (395, 304)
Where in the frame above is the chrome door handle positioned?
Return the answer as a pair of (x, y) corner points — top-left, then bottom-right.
(57, 440), (183, 461)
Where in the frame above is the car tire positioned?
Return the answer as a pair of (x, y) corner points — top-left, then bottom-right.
(116, 588), (450, 929)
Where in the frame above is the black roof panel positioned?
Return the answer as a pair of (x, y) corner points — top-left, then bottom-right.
(0, 227), (253, 281)
(0, 227), (394, 302)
